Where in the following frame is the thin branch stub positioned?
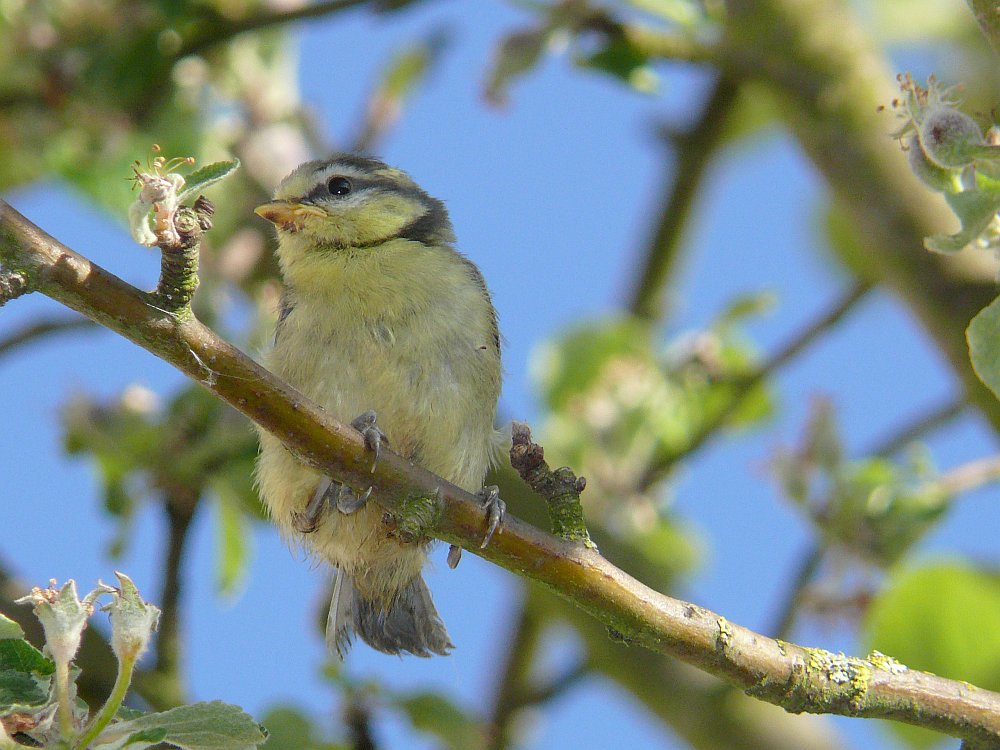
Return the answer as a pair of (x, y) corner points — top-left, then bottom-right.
(509, 421), (595, 548)
(152, 197), (214, 314)
(0, 269), (30, 307)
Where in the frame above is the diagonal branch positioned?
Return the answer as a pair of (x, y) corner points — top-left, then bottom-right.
(180, 0), (364, 54)
(966, 0), (1000, 58)
(3, 200), (1000, 745)
(0, 315), (98, 361)
(627, 75), (741, 322)
(640, 281), (871, 488)
(179, 0), (395, 58)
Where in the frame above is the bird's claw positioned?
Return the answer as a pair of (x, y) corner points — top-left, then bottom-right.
(445, 486), (503, 568)
(336, 483), (372, 514)
(351, 410), (388, 473)
(477, 485), (505, 549)
(293, 477), (333, 533)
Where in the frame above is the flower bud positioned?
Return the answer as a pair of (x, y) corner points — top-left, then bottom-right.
(905, 134), (960, 192)
(103, 572), (160, 663)
(15, 580), (102, 669)
(918, 105), (985, 168)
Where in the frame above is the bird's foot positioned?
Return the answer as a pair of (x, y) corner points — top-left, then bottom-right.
(351, 410), (388, 473)
(293, 477), (373, 533)
(336, 482), (372, 514)
(477, 485), (505, 549)
(447, 485), (505, 568)
(293, 477), (334, 533)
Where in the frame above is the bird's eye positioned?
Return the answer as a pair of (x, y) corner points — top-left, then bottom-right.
(327, 176), (353, 196)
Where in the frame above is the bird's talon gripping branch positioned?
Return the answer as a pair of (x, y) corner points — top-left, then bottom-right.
(293, 477), (333, 533)
(477, 484), (505, 549)
(336, 483), (372, 514)
(351, 410), (387, 473)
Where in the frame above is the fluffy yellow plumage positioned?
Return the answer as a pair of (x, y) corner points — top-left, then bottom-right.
(254, 154), (503, 657)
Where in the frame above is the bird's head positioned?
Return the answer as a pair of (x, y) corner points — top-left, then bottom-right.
(255, 154), (454, 249)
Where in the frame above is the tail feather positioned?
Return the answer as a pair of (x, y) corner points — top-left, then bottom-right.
(326, 568), (453, 658)
(326, 567), (355, 658)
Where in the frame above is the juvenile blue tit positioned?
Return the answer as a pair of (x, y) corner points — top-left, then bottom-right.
(254, 154), (504, 657)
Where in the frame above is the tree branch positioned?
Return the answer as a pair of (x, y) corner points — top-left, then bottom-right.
(627, 75), (741, 322)
(0, 315), (98, 361)
(867, 397), (967, 458)
(179, 0), (386, 58)
(768, 543), (824, 640)
(966, 0), (1000, 58)
(486, 590), (546, 750)
(930, 453), (1000, 496)
(4, 202), (1000, 744)
(137, 487), (199, 711)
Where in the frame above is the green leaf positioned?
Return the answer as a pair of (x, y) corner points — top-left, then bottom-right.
(715, 291), (777, 326)
(177, 159), (241, 202)
(0, 638), (55, 676)
(0, 669), (49, 710)
(484, 27), (550, 106)
(0, 633), (52, 712)
(968, 295), (1000, 402)
(626, 0), (701, 25)
(123, 727), (168, 746)
(532, 317), (653, 411)
(924, 188), (1000, 253)
(379, 38), (440, 100)
(633, 518), (701, 575)
(0, 614), (23, 640)
(864, 561), (1000, 748)
(110, 701), (267, 750)
(394, 691), (481, 750)
(116, 705), (148, 721)
(257, 707), (322, 750)
(214, 490), (251, 598)
(580, 34), (658, 94)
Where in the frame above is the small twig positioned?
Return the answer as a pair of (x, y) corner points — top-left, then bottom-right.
(487, 592), (545, 750)
(929, 454), (1000, 497)
(0, 315), (98, 361)
(627, 75), (741, 321)
(513, 660), (589, 710)
(344, 689), (378, 750)
(179, 0), (375, 58)
(768, 543), (824, 640)
(153, 197), (214, 314)
(867, 398), (967, 458)
(509, 422), (593, 547)
(142, 486), (200, 710)
(751, 281), (873, 384)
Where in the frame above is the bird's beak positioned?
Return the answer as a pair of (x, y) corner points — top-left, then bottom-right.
(254, 200), (325, 232)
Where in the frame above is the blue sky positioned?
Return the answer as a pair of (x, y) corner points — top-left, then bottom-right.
(2, 2), (997, 748)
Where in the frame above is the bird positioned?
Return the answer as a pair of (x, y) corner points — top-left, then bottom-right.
(254, 153), (504, 658)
